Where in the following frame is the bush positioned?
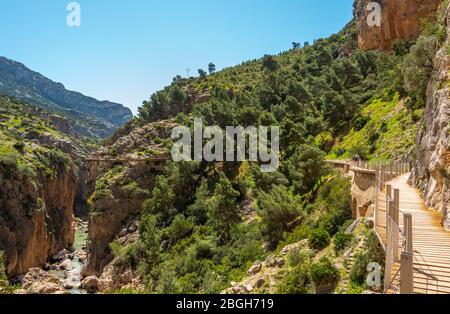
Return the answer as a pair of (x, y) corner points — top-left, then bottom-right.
(13, 141), (25, 152)
(333, 231), (353, 253)
(0, 252), (13, 294)
(0, 152), (18, 168)
(349, 232), (384, 286)
(259, 185), (303, 249)
(348, 143), (370, 160)
(286, 248), (309, 267)
(349, 252), (368, 286)
(309, 257), (339, 290)
(277, 265), (313, 294)
(308, 228), (331, 250)
(314, 176), (352, 235)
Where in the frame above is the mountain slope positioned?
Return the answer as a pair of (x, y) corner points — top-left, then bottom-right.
(0, 57), (133, 139)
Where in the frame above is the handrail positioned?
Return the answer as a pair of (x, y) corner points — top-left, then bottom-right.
(384, 257), (407, 294)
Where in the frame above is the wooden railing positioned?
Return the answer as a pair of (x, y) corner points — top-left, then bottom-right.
(371, 161), (414, 294)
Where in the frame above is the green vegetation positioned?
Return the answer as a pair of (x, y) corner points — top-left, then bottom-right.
(349, 232), (384, 290)
(101, 6), (446, 294)
(0, 252), (14, 294)
(308, 228), (331, 250)
(0, 94), (75, 187)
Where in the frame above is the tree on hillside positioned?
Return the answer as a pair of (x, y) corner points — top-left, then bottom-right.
(259, 184), (303, 248)
(198, 69), (207, 78)
(283, 144), (329, 195)
(262, 55), (279, 72)
(207, 173), (241, 243)
(401, 36), (439, 109)
(292, 42), (301, 49)
(208, 62), (216, 74)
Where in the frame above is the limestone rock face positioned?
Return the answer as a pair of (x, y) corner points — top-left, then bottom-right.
(410, 4), (450, 229)
(354, 0), (440, 51)
(83, 120), (175, 276)
(0, 159), (77, 278)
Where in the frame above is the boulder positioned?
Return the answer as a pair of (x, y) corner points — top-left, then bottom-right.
(243, 284), (253, 293)
(256, 278), (265, 288)
(59, 259), (73, 271)
(247, 261), (262, 276)
(276, 258), (285, 268)
(81, 276), (100, 293)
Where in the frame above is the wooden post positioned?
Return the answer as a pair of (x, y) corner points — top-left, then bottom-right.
(400, 252), (414, 294)
(400, 213), (414, 294)
(389, 200), (399, 262)
(386, 184), (392, 231)
(375, 180), (379, 228)
(404, 213), (413, 253)
(386, 184), (392, 204)
(393, 189), (400, 262)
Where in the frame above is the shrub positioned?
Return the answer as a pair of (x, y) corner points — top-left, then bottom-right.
(349, 252), (368, 285)
(349, 232), (384, 286)
(259, 185), (303, 248)
(286, 248), (309, 267)
(333, 231), (353, 253)
(13, 141), (25, 152)
(309, 257), (339, 290)
(0, 252), (13, 294)
(277, 265), (313, 294)
(308, 228), (331, 250)
(0, 152), (18, 168)
(314, 176), (352, 235)
(348, 143), (370, 160)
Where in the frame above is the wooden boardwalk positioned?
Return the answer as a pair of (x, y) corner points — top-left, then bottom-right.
(376, 173), (450, 294)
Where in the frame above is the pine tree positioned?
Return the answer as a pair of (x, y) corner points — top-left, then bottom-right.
(207, 173), (241, 243)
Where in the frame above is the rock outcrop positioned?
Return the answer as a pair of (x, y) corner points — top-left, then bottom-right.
(354, 0), (441, 51)
(0, 162), (77, 277)
(0, 95), (82, 278)
(410, 3), (450, 229)
(83, 120), (175, 276)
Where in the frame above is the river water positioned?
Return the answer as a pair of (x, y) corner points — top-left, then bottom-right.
(51, 225), (88, 294)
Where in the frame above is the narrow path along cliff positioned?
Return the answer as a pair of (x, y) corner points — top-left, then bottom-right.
(377, 174), (450, 294)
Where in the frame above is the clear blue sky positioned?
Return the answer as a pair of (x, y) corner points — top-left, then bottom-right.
(0, 0), (354, 114)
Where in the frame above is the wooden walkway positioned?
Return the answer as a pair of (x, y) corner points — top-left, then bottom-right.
(376, 173), (450, 294)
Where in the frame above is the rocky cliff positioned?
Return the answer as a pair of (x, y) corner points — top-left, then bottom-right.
(354, 0), (441, 51)
(410, 3), (450, 229)
(0, 166), (77, 278)
(0, 95), (88, 278)
(0, 57), (133, 138)
(83, 120), (174, 276)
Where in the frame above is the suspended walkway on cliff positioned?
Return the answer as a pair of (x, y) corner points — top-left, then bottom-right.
(328, 160), (450, 294)
(376, 173), (450, 294)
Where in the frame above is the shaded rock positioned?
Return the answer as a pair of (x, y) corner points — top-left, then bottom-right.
(59, 259), (72, 271)
(81, 276), (100, 293)
(276, 258), (285, 268)
(247, 261), (262, 276)
(256, 278), (265, 288)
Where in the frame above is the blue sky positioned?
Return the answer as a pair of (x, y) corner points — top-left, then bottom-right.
(0, 0), (354, 114)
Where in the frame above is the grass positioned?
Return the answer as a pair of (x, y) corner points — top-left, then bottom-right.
(328, 92), (421, 160)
